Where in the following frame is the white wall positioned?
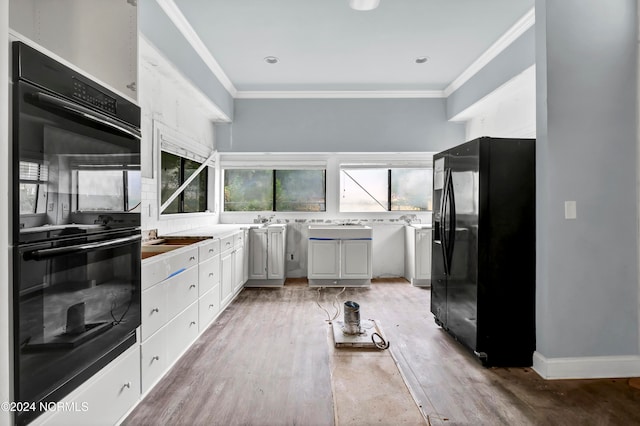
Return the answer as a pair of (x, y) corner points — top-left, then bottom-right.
(1, 0), (12, 423)
(139, 36), (224, 235)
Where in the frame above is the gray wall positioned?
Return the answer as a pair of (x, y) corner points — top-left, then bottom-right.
(536, 0), (639, 358)
(216, 98), (465, 152)
(446, 26), (535, 120)
(139, 0), (234, 119)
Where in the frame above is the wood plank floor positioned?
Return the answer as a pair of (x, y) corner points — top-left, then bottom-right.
(124, 280), (640, 426)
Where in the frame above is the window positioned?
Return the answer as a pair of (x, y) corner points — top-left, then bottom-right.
(161, 151), (208, 214)
(224, 169), (326, 212)
(76, 169), (141, 212)
(340, 167), (432, 212)
(19, 161), (48, 215)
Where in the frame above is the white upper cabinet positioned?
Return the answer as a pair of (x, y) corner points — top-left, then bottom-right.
(9, 0), (138, 101)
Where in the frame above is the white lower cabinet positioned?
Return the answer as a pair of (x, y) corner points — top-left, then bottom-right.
(165, 302), (199, 362)
(40, 346), (141, 426)
(246, 225), (287, 287)
(307, 238), (372, 287)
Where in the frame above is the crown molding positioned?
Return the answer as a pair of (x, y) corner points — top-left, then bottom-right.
(235, 90), (445, 99)
(155, 0), (238, 97)
(444, 7), (535, 98)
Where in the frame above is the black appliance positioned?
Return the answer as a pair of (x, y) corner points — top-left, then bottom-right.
(12, 42), (141, 425)
(431, 137), (535, 367)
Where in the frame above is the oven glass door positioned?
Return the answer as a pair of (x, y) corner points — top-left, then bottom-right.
(15, 79), (141, 245)
(15, 230), (141, 413)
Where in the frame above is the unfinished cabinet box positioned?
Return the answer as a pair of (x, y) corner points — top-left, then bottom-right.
(307, 225), (372, 287)
(404, 225), (432, 287)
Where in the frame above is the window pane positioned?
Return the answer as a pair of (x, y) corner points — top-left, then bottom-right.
(391, 168), (432, 211)
(275, 170), (326, 212)
(340, 169), (388, 212)
(224, 170), (273, 211)
(183, 159), (207, 213)
(160, 152), (181, 214)
(77, 170), (124, 211)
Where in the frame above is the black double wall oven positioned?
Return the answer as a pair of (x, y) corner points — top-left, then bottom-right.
(12, 42), (141, 425)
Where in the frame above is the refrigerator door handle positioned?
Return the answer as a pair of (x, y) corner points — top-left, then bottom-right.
(441, 169), (451, 275)
(446, 170), (456, 272)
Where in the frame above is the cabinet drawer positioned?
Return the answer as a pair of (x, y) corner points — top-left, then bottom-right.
(142, 245), (199, 290)
(165, 302), (199, 363)
(220, 235), (234, 253)
(140, 328), (167, 395)
(42, 346), (140, 426)
(165, 265), (199, 319)
(141, 281), (167, 341)
(199, 256), (220, 296)
(199, 239), (220, 261)
(199, 286), (220, 331)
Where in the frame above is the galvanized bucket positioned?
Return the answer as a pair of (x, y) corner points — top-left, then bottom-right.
(343, 301), (361, 334)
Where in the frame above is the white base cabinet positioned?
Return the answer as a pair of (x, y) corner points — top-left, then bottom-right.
(308, 237), (372, 287)
(404, 225), (432, 287)
(246, 225), (287, 287)
(37, 345), (141, 426)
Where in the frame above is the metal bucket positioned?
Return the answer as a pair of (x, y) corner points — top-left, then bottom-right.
(343, 301), (361, 334)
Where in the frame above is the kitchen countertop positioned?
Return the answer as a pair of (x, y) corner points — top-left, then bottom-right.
(162, 224), (261, 239)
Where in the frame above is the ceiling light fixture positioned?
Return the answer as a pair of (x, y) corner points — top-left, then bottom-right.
(349, 0), (380, 11)
(264, 56), (279, 64)
(415, 56), (429, 64)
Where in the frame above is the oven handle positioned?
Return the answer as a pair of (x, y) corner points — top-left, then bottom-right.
(32, 92), (141, 140)
(25, 234), (141, 260)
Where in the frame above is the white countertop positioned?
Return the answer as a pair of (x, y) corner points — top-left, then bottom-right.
(163, 224), (258, 239)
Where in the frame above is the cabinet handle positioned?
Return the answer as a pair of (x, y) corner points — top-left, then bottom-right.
(209, 248), (214, 253)
(123, 382), (131, 389)
(189, 256), (196, 261)
(152, 355), (160, 361)
(190, 284), (196, 289)
(190, 321), (196, 326)
(226, 241), (231, 246)
(209, 304), (214, 308)
(209, 272), (214, 277)
(152, 308), (159, 313)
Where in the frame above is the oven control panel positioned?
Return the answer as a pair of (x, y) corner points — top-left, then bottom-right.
(72, 77), (117, 114)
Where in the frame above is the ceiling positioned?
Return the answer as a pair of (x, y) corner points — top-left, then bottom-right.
(167, 0), (534, 95)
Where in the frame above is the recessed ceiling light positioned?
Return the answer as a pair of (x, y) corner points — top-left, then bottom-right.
(264, 56), (279, 64)
(415, 56), (429, 64)
(349, 0), (380, 11)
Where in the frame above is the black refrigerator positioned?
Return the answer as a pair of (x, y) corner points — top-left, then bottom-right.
(431, 137), (535, 367)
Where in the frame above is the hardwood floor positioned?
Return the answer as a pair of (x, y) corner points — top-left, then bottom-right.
(124, 280), (640, 426)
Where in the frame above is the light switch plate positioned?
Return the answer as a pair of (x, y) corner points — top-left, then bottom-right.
(565, 201), (577, 219)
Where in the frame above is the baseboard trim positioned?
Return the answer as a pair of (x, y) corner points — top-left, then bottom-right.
(533, 351), (640, 379)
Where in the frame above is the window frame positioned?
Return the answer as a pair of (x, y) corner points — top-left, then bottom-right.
(154, 120), (216, 219)
(160, 151), (209, 215)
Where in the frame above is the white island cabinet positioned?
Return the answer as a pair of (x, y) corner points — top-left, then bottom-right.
(246, 224), (287, 287)
(307, 225), (372, 287)
(404, 224), (432, 287)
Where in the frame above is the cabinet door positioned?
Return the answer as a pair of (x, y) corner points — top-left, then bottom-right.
(267, 229), (285, 279)
(221, 250), (233, 306)
(308, 240), (340, 278)
(234, 246), (245, 292)
(248, 230), (268, 279)
(341, 240), (372, 279)
(415, 229), (432, 279)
